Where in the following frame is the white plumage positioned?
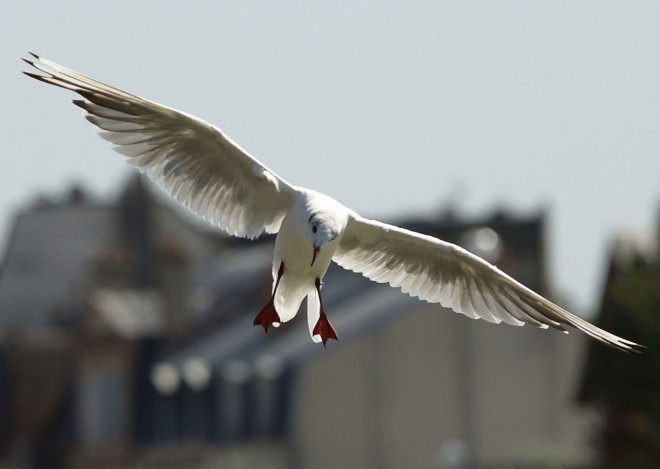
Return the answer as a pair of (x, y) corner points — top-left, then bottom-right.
(24, 53), (640, 351)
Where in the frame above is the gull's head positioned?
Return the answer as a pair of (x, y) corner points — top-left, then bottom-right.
(308, 213), (341, 266)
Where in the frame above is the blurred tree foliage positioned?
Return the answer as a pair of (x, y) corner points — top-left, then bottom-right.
(580, 256), (660, 468)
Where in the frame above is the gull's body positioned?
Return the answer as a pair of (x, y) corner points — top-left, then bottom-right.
(24, 54), (641, 351)
(270, 189), (349, 339)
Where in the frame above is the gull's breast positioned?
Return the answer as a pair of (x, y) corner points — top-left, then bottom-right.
(275, 212), (314, 273)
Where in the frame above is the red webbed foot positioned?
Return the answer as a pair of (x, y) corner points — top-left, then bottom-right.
(254, 300), (281, 333)
(313, 311), (338, 346)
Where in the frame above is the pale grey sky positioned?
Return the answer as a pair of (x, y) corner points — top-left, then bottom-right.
(2, 1), (659, 315)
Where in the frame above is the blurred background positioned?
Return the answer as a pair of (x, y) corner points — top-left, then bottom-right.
(1, 1), (659, 468)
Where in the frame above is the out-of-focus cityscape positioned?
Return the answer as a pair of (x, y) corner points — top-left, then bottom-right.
(0, 175), (656, 468)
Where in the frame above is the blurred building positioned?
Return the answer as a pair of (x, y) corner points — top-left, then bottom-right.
(0, 177), (596, 468)
(0, 177), (227, 467)
(579, 224), (660, 468)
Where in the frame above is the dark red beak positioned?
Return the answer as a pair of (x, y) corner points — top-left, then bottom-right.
(311, 246), (320, 266)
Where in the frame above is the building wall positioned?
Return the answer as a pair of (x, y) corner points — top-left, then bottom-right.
(293, 303), (593, 469)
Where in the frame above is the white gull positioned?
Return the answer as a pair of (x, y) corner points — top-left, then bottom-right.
(23, 53), (641, 351)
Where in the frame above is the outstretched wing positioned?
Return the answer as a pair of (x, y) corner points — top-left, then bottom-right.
(24, 53), (296, 239)
(334, 215), (641, 352)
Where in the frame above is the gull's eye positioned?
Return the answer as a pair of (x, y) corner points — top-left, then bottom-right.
(312, 223), (318, 234)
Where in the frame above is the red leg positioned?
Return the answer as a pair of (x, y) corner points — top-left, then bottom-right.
(312, 278), (338, 346)
(254, 263), (284, 333)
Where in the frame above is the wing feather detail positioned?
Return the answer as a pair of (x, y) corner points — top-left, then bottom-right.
(334, 215), (641, 352)
(24, 53), (295, 239)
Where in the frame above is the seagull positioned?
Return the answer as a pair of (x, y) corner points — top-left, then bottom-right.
(23, 53), (641, 351)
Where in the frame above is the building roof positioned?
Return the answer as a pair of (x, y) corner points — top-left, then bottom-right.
(0, 177), (226, 331)
(0, 198), (115, 329)
(164, 261), (415, 372)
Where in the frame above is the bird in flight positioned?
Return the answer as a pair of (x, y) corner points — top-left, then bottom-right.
(23, 53), (640, 351)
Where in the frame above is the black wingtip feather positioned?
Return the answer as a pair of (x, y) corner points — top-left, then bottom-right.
(23, 71), (47, 82)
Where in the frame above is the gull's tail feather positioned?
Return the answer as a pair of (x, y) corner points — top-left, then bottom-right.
(273, 272), (313, 323)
